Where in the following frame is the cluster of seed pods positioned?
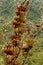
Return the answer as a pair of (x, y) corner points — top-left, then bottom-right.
(3, 1), (28, 64)
(3, 0), (41, 65)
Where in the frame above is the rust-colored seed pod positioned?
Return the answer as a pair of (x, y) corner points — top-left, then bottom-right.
(14, 17), (20, 22)
(16, 5), (26, 12)
(22, 20), (26, 23)
(36, 24), (41, 30)
(4, 49), (13, 55)
(36, 24), (41, 28)
(16, 11), (20, 16)
(12, 21), (20, 26)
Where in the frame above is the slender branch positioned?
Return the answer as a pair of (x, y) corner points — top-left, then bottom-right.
(21, 0), (27, 5)
(25, 0), (30, 7)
